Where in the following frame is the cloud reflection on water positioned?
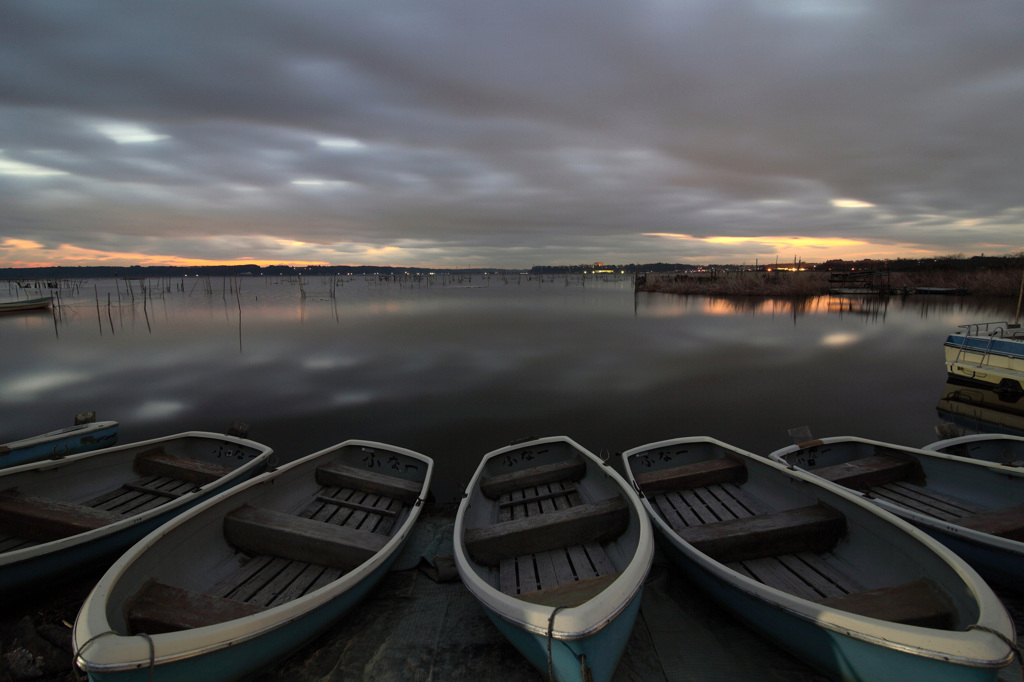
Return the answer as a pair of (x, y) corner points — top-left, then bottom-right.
(2, 276), (1020, 503)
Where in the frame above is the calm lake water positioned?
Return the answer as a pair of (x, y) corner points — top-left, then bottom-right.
(1, 275), (1019, 502)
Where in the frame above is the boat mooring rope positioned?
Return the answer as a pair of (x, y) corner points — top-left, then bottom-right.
(73, 630), (115, 682)
(546, 605), (594, 682)
(967, 624), (1022, 666)
(546, 605), (569, 682)
(73, 630), (156, 682)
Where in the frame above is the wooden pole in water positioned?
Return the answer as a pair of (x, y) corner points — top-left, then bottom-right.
(94, 284), (102, 335)
(1015, 264), (1023, 325)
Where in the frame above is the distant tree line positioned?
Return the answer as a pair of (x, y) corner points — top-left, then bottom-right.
(1, 253), (1020, 281)
(810, 253), (1023, 273)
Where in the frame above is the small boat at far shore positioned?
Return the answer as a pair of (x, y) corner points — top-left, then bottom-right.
(454, 436), (653, 682)
(1, 419), (119, 469)
(923, 433), (1024, 468)
(0, 296), (53, 313)
(624, 436), (1016, 682)
(74, 440), (431, 682)
(0, 431), (272, 597)
(769, 435), (1024, 590)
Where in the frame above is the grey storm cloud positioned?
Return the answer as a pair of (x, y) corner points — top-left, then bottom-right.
(0, 0), (1022, 267)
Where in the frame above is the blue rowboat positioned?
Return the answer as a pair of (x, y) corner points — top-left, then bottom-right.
(74, 440), (432, 682)
(625, 437), (1015, 682)
(1, 420), (119, 469)
(453, 436), (653, 682)
(0, 431), (272, 597)
(769, 435), (1024, 590)
(923, 433), (1024, 468)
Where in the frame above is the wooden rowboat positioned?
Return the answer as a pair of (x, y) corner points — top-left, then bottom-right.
(1, 419), (119, 469)
(769, 436), (1024, 590)
(0, 431), (271, 598)
(923, 433), (1024, 468)
(0, 296), (52, 313)
(453, 436), (653, 682)
(624, 437), (1015, 682)
(74, 440), (432, 681)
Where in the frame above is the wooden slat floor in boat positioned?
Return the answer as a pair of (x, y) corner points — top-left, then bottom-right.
(653, 482), (862, 601)
(495, 480), (618, 596)
(865, 481), (988, 522)
(212, 484), (402, 608)
(84, 476), (196, 516)
(0, 476), (194, 550)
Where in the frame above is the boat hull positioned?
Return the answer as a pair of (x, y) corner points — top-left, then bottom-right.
(945, 329), (1024, 392)
(74, 440), (433, 682)
(0, 421), (119, 469)
(83, 548), (403, 682)
(2, 495), (244, 597)
(482, 586), (644, 682)
(454, 436), (653, 682)
(626, 437), (1015, 682)
(0, 432), (272, 598)
(924, 434), (1024, 468)
(656, 535), (1004, 682)
(770, 436), (1024, 592)
(0, 296), (52, 313)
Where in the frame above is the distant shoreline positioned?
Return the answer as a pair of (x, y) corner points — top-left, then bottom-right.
(636, 268), (1024, 297)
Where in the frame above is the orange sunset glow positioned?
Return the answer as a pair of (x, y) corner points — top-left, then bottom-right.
(0, 239), (328, 269)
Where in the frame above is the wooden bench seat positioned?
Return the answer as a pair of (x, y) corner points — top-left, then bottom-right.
(634, 458), (746, 494)
(676, 504), (847, 563)
(315, 463), (421, 505)
(820, 578), (954, 629)
(0, 490), (122, 541)
(224, 505), (389, 571)
(128, 581), (265, 635)
(815, 455), (923, 490)
(480, 458), (586, 499)
(518, 571), (622, 607)
(134, 448), (233, 486)
(465, 496), (629, 566)
(958, 503), (1024, 541)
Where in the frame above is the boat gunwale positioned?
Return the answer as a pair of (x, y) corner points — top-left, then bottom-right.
(453, 435), (654, 641)
(1, 420), (119, 451)
(622, 436), (1016, 669)
(0, 431), (274, 566)
(922, 433), (1024, 462)
(73, 439), (433, 672)
(768, 436), (1024, 554)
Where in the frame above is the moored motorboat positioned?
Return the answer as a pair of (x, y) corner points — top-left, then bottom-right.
(944, 321), (1024, 394)
(453, 436), (653, 682)
(1, 418), (119, 469)
(74, 440), (432, 681)
(923, 433), (1024, 468)
(624, 436), (1016, 682)
(0, 431), (272, 597)
(769, 435), (1024, 589)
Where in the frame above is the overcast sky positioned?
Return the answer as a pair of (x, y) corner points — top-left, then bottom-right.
(1, 1), (1022, 269)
